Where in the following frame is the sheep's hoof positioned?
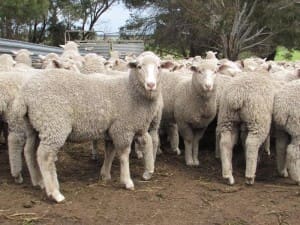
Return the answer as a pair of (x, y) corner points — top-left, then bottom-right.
(14, 174), (23, 184)
(125, 181), (135, 191)
(101, 173), (111, 181)
(51, 191), (65, 203)
(136, 151), (144, 159)
(193, 159), (200, 167)
(156, 148), (163, 155)
(91, 153), (100, 161)
(142, 171), (153, 181)
(173, 148), (181, 155)
(186, 160), (194, 166)
(279, 169), (288, 178)
(245, 177), (255, 185)
(224, 176), (235, 185)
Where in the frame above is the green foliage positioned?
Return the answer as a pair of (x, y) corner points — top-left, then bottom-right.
(275, 46), (300, 61)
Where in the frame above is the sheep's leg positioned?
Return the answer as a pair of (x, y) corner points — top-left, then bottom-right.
(149, 129), (160, 161)
(240, 125), (247, 152)
(24, 129), (44, 188)
(167, 124), (181, 155)
(245, 134), (264, 185)
(215, 129), (220, 159)
(100, 141), (116, 181)
(8, 132), (25, 184)
(119, 146), (134, 190)
(91, 140), (99, 161)
(286, 139), (300, 185)
(37, 144), (65, 203)
(140, 133), (154, 180)
(178, 122), (194, 166)
(220, 129), (238, 185)
(275, 129), (289, 177)
(134, 141), (144, 159)
(192, 129), (206, 166)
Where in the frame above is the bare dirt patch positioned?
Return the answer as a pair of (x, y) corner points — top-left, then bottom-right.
(0, 140), (299, 225)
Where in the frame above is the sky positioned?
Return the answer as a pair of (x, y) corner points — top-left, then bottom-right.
(94, 2), (132, 34)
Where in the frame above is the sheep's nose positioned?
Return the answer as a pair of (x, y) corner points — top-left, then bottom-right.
(147, 82), (156, 89)
(204, 84), (212, 90)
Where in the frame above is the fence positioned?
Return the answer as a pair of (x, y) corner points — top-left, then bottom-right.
(0, 37), (145, 65)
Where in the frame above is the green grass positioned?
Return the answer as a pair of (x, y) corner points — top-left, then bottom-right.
(275, 46), (300, 61)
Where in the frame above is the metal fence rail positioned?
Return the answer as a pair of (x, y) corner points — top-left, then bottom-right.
(0, 38), (145, 64)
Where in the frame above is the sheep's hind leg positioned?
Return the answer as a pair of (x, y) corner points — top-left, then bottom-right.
(167, 124), (181, 155)
(245, 133), (265, 185)
(24, 127), (44, 188)
(8, 132), (25, 184)
(100, 141), (116, 181)
(275, 129), (289, 177)
(91, 140), (100, 161)
(220, 128), (238, 185)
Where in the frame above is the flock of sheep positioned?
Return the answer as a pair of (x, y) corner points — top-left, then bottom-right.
(0, 41), (299, 203)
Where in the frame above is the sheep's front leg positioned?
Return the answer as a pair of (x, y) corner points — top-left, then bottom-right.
(192, 128), (206, 166)
(286, 140), (300, 185)
(178, 122), (194, 166)
(139, 132), (154, 180)
(275, 129), (289, 177)
(119, 146), (134, 190)
(220, 129), (238, 185)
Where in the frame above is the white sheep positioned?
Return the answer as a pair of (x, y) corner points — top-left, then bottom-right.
(160, 60), (219, 165)
(0, 54), (16, 71)
(217, 71), (279, 185)
(273, 79), (300, 185)
(11, 49), (33, 67)
(8, 51), (170, 203)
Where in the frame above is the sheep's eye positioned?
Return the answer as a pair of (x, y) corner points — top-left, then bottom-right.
(137, 65), (142, 69)
(158, 66), (161, 69)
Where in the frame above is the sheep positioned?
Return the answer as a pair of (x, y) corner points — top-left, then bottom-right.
(11, 49), (33, 67)
(0, 54), (16, 71)
(80, 53), (107, 74)
(217, 71), (279, 185)
(160, 60), (219, 165)
(38, 53), (61, 69)
(8, 51), (169, 202)
(60, 41), (84, 69)
(273, 79), (300, 185)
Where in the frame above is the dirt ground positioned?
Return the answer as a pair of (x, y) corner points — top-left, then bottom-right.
(0, 137), (300, 225)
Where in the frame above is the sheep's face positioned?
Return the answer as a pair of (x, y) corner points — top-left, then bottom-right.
(191, 65), (218, 92)
(286, 144), (300, 185)
(129, 54), (158, 91)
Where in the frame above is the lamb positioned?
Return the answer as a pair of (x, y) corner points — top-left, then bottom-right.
(161, 60), (219, 165)
(0, 54), (16, 71)
(12, 49), (33, 67)
(8, 51), (168, 202)
(217, 71), (278, 185)
(273, 79), (300, 185)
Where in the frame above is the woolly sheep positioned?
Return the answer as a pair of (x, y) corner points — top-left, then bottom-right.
(80, 53), (107, 74)
(8, 52), (169, 202)
(161, 60), (219, 165)
(217, 72), (279, 185)
(12, 49), (33, 67)
(0, 54), (16, 71)
(273, 80), (300, 185)
(60, 41), (84, 69)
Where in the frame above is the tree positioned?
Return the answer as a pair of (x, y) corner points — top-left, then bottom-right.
(122, 0), (300, 59)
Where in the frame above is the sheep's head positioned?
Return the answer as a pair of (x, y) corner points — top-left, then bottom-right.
(0, 54), (16, 68)
(129, 51), (173, 92)
(190, 61), (219, 92)
(286, 144), (300, 185)
(60, 41), (79, 51)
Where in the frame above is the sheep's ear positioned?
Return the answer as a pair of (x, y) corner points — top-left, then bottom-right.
(52, 59), (62, 68)
(240, 60), (245, 68)
(297, 69), (300, 78)
(59, 44), (65, 49)
(11, 50), (18, 55)
(217, 64), (228, 72)
(267, 64), (272, 72)
(190, 65), (198, 72)
(128, 61), (138, 68)
(38, 55), (46, 60)
(29, 51), (34, 56)
(161, 61), (174, 69)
